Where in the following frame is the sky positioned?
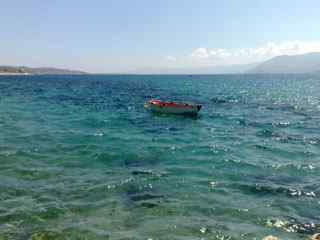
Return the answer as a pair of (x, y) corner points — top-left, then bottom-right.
(1, 0), (320, 73)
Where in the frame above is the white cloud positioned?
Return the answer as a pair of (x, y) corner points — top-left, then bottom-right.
(190, 48), (210, 59)
(165, 55), (177, 62)
(188, 40), (320, 65)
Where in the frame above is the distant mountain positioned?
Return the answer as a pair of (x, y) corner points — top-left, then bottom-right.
(248, 52), (320, 74)
(131, 63), (259, 74)
(0, 66), (86, 75)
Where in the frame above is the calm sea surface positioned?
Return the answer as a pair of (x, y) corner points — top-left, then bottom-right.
(0, 74), (320, 240)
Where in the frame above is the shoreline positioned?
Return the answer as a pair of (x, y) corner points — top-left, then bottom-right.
(0, 72), (30, 75)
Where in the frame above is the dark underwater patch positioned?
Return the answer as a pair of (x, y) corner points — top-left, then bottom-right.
(128, 193), (163, 202)
(140, 202), (158, 208)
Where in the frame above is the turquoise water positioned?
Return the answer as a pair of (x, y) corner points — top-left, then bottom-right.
(0, 74), (320, 240)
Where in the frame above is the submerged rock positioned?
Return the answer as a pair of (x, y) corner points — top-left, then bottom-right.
(266, 218), (320, 234)
(310, 233), (320, 240)
(31, 231), (58, 240)
(262, 236), (279, 240)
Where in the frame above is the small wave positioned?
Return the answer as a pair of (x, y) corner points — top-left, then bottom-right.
(256, 129), (285, 139)
(256, 129), (304, 144)
(274, 121), (291, 128)
(271, 163), (317, 172)
(256, 129), (320, 147)
(232, 183), (317, 199)
(238, 119), (292, 129)
(211, 96), (241, 105)
(93, 132), (104, 137)
(131, 169), (168, 177)
(265, 103), (298, 112)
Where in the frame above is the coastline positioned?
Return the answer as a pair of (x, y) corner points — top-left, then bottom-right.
(0, 72), (30, 75)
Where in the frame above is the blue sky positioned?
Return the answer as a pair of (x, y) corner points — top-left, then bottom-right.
(1, 0), (320, 72)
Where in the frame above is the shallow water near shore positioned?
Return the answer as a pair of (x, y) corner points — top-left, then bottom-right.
(0, 74), (320, 239)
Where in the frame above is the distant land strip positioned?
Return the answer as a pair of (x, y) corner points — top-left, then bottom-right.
(0, 66), (86, 75)
(2, 52), (320, 75)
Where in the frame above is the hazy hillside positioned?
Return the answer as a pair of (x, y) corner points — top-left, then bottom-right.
(0, 66), (86, 75)
(133, 52), (320, 74)
(248, 52), (320, 74)
(132, 63), (258, 74)
(3, 53), (320, 75)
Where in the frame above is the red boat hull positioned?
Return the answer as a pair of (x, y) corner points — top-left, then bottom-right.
(144, 99), (201, 115)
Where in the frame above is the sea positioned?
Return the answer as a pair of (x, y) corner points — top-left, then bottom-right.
(0, 74), (319, 240)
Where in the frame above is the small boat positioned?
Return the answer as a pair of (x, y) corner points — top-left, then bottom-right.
(144, 99), (202, 115)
